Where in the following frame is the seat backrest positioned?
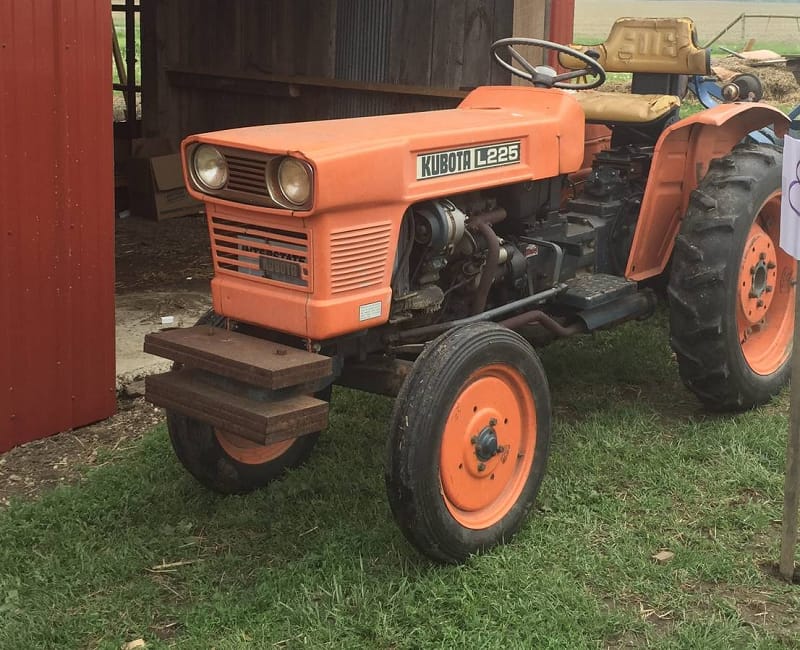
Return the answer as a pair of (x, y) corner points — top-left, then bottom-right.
(559, 17), (711, 75)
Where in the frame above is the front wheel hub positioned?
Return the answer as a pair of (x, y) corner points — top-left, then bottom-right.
(473, 425), (499, 462)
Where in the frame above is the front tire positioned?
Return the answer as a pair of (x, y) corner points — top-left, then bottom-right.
(167, 411), (324, 495)
(166, 310), (327, 494)
(386, 322), (551, 563)
(668, 143), (795, 410)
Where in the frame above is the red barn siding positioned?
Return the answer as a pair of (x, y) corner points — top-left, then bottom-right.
(549, 0), (575, 44)
(0, 0), (116, 452)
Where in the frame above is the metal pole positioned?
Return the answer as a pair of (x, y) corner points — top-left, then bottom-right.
(125, 0), (137, 139)
(780, 287), (800, 581)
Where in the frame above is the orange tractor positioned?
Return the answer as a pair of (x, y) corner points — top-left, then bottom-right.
(145, 18), (792, 563)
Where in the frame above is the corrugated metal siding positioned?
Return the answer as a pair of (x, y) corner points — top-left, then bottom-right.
(333, 0), (392, 118)
(0, 0), (116, 452)
(336, 0), (391, 83)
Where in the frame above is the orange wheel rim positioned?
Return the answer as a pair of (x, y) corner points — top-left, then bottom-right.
(439, 363), (536, 530)
(737, 191), (795, 375)
(215, 429), (294, 465)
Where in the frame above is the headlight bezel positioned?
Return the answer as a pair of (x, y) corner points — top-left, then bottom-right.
(267, 156), (314, 209)
(185, 143), (314, 211)
(190, 144), (229, 192)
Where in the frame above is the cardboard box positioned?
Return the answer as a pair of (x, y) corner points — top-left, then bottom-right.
(129, 138), (203, 220)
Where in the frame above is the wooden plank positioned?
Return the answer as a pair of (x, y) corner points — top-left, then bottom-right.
(166, 69), (301, 98)
(144, 326), (333, 390)
(430, 0), (467, 88)
(491, 0), (515, 84)
(166, 66), (469, 99)
(145, 369), (329, 445)
(295, 0), (336, 77)
(389, 0), (435, 85)
(462, 0), (496, 88)
(511, 0), (547, 85)
(338, 358), (414, 398)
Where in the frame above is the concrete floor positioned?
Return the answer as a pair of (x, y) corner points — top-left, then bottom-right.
(115, 290), (210, 390)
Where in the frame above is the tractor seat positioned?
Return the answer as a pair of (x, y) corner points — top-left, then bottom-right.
(559, 17), (711, 127)
(573, 91), (681, 124)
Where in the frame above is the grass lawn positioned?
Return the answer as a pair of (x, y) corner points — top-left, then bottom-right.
(1, 311), (800, 648)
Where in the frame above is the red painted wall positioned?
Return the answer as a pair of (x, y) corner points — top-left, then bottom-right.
(0, 0), (116, 452)
(549, 0), (575, 45)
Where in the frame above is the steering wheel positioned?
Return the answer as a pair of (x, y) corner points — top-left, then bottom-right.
(490, 38), (606, 90)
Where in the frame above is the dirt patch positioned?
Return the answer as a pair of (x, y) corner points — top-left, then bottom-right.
(0, 398), (160, 507)
(689, 580), (800, 641)
(115, 214), (213, 295)
(716, 57), (800, 106)
(602, 58), (800, 108)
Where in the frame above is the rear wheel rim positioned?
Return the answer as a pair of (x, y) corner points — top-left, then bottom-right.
(439, 363), (536, 530)
(737, 192), (795, 376)
(215, 429), (294, 465)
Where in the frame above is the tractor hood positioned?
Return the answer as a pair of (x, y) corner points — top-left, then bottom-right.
(182, 86), (586, 214)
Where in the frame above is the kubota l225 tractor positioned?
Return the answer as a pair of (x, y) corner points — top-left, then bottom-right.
(145, 18), (792, 563)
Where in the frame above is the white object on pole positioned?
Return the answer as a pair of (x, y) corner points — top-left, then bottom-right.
(780, 133), (800, 258)
(781, 123), (800, 582)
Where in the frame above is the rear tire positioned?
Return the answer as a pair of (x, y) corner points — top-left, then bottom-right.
(166, 310), (327, 494)
(386, 322), (551, 563)
(668, 143), (794, 410)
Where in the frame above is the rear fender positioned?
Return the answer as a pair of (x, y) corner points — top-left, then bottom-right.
(625, 103), (789, 281)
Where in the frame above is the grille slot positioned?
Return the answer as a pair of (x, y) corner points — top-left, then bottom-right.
(226, 155), (268, 196)
(211, 217), (311, 291)
(330, 223), (392, 294)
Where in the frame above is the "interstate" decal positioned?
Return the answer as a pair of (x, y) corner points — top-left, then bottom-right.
(416, 140), (521, 180)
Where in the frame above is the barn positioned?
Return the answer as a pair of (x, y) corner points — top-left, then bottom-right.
(0, 0), (575, 451)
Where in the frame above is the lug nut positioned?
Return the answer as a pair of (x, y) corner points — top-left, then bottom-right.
(765, 285), (773, 293)
(767, 261), (776, 269)
(489, 418), (497, 427)
(757, 299), (764, 307)
(759, 252), (766, 260)
(477, 462), (486, 472)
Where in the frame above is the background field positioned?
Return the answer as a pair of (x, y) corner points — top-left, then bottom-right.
(575, 1), (800, 50)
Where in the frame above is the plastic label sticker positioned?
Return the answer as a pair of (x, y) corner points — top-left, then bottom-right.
(359, 301), (382, 321)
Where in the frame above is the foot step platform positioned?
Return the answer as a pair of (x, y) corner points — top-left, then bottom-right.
(146, 369), (329, 444)
(556, 274), (637, 310)
(144, 326), (333, 389)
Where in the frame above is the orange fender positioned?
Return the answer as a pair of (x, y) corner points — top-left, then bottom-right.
(625, 103), (789, 281)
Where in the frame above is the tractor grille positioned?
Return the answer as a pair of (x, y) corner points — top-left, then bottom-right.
(225, 153), (269, 197)
(211, 216), (311, 291)
(329, 223), (392, 294)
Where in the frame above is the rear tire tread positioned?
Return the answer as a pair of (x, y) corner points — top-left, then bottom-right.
(668, 143), (788, 410)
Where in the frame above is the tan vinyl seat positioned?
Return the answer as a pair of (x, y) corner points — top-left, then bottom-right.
(574, 92), (681, 124)
(559, 17), (711, 125)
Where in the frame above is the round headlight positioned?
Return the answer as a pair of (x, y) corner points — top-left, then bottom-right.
(277, 158), (312, 206)
(192, 145), (228, 191)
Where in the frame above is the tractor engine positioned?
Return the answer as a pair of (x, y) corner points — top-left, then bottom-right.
(389, 145), (654, 328)
(389, 199), (528, 326)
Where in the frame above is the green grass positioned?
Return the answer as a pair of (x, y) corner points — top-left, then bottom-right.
(2, 312), (800, 648)
(112, 13), (141, 116)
